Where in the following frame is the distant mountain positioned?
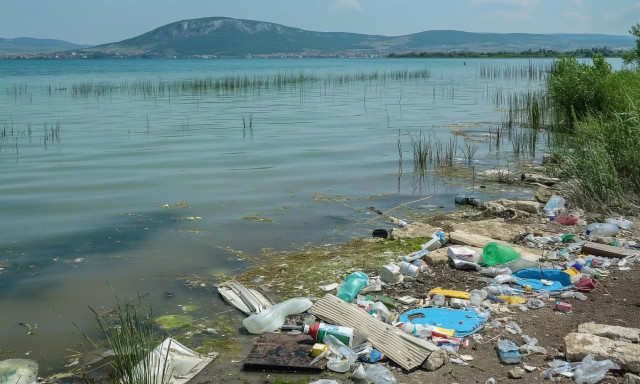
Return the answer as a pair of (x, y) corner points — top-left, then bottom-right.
(0, 37), (88, 56)
(8, 17), (637, 58)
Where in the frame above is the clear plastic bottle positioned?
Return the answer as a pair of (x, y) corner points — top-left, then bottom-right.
(243, 297), (313, 334)
(543, 195), (566, 217)
(364, 364), (397, 384)
(336, 272), (369, 302)
(323, 334), (357, 364)
(586, 223), (619, 237)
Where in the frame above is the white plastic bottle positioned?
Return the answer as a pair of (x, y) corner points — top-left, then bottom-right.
(586, 223), (619, 237)
(243, 297), (312, 334)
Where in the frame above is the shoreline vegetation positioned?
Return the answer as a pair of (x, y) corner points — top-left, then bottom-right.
(388, 47), (627, 59)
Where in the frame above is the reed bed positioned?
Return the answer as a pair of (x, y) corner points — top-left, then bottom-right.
(477, 61), (553, 81)
(58, 68), (431, 99)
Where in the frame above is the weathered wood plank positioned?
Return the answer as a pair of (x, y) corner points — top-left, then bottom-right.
(582, 242), (640, 259)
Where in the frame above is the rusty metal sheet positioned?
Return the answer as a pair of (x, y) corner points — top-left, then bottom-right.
(243, 333), (326, 373)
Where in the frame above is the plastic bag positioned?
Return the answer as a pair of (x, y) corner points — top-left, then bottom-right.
(365, 364), (397, 384)
(573, 354), (620, 384)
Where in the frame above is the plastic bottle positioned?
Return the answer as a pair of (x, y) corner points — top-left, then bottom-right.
(432, 294), (446, 307)
(605, 218), (634, 230)
(479, 266), (513, 277)
(243, 297), (313, 334)
(551, 216), (579, 225)
(336, 272), (369, 302)
(579, 265), (600, 279)
(304, 323), (354, 346)
(543, 195), (566, 217)
(323, 334), (357, 364)
(585, 223), (619, 237)
(364, 364), (397, 384)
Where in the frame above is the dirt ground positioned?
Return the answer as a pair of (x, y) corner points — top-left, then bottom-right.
(189, 212), (640, 384)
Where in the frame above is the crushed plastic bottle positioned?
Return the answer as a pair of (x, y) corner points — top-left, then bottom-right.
(543, 195), (566, 217)
(243, 297), (313, 334)
(573, 353), (620, 384)
(586, 223), (619, 237)
(560, 291), (588, 301)
(605, 218), (634, 230)
(323, 334), (357, 364)
(479, 267), (513, 277)
(364, 364), (397, 384)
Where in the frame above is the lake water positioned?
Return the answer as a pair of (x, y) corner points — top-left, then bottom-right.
(0, 57), (612, 373)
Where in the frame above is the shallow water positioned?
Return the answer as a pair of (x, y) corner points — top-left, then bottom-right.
(0, 57), (617, 373)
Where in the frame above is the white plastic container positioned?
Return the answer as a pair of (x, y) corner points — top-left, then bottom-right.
(379, 263), (402, 284)
(243, 297), (312, 334)
(422, 237), (441, 251)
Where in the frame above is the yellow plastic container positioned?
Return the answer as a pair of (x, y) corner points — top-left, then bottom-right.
(429, 287), (471, 299)
(311, 343), (329, 357)
(498, 295), (526, 305)
(563, 267), (580, 276)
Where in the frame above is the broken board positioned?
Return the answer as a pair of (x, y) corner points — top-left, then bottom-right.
(581, 242), (640, 259)
(243, 333), (326, 373)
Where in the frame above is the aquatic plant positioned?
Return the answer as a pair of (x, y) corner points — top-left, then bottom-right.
(81, 296), (171, 384)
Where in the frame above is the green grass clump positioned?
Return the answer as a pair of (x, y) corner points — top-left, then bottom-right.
(82, 296), (171, 384)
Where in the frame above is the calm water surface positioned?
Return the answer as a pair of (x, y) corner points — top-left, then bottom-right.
(0, 57), (602, 373)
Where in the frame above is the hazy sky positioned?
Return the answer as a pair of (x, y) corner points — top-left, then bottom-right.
(2, 0), (639, 45)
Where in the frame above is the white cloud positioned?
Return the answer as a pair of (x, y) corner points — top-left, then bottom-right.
(470, 0), (538, 7)
(495, 10), (533, 21)
(567, 0), (583, 9)
(329, 0), (363, 11)
(563, 11), (590, 23)
(603, 3), (640, 22)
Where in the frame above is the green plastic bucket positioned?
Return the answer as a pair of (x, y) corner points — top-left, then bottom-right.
(482, 242), (521, 266)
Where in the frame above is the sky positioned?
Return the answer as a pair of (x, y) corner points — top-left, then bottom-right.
(1, 0), (640, 45)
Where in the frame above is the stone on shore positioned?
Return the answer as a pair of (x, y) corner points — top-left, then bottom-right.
(565, 332), (640, 373)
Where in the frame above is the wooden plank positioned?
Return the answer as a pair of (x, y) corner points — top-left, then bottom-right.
(449, 230), (542, 262)
(243, 333), (326, 373)
(582, 242), (640, 259)
(309, 294), (437, 371)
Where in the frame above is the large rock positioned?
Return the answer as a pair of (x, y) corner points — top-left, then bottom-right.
(625, 373), (640, 384)
(422, 348), (446, 371)
(565, 332), (640, 373)
(578, 322), (640, 343)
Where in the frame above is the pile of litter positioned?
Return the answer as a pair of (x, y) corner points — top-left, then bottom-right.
(211, 195), (640, 384)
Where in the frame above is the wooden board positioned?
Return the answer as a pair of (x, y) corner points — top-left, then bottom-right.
(310, 294), (437, 371)
(582, 242), (640, 259)
(243, 333), (326, 373)
(449, 230), (542, 262)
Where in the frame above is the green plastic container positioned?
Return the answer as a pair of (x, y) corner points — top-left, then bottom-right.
(482, 242), (521, 266)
